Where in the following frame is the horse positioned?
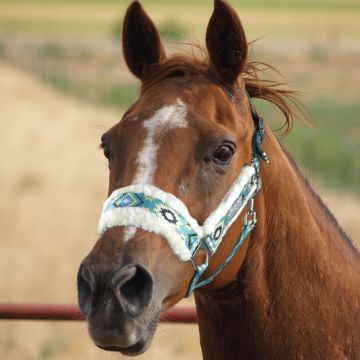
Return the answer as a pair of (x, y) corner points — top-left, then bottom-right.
(77, 1), (360, 358)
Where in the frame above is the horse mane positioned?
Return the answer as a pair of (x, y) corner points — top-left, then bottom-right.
(243, 60), (308, 134)
(141, 43), (307, 134)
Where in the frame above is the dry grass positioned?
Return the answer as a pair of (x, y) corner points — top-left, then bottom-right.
(0, 61), (201, 360)
(0, 61), (358, 359)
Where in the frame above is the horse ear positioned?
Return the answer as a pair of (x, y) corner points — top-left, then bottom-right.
(206, 0), (248, 84)
(122, 1), (166, 79)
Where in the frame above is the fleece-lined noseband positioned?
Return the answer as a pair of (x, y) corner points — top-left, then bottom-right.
(97, 95), (268, 297)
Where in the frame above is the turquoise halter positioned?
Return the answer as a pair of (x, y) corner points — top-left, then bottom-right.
(97, 95), (268, 297)
(185, 97), (268, 296)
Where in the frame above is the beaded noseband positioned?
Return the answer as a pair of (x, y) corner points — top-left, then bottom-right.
(97, 95), (268, 297)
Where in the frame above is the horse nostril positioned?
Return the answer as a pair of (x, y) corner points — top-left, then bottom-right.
(112, 265), (153, 316)
(77, 264), (93, 317)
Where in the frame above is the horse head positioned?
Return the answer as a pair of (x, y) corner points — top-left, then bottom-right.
(77, 0), (263, 355)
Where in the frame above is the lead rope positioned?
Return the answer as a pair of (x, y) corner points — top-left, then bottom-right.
(185, 94), (268, 297)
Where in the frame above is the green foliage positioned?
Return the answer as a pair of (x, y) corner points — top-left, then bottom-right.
(45, 72), (71, 93)
(40, 337), (63, 360)
(3, 0), (360, 10)
(110, 19), (186, 41)
(99, 82), (137, 108)
(111, 19), (122, 40)
(45, 72), (137, 110)
(307, 46), (329, 62)
(255, 100), (360, 193)
(0, 41), (4, 56)
(158, 21), (186, 40)
(38, 42), (65, 59)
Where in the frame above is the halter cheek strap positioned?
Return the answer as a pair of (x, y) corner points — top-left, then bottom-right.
(186, 102), (268, 296)
(97, 95), (268, 297)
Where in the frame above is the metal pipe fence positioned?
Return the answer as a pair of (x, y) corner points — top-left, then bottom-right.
(0, 303), (197, 323)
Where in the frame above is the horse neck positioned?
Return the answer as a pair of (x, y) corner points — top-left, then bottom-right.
(195, 129), (360, 359)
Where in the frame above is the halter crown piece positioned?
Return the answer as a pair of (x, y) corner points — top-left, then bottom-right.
(97, 95), (268, 297)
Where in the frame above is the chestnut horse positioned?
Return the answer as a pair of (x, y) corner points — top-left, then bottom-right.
(77, 1), (360, 358)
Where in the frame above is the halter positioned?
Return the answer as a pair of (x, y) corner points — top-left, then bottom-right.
(97, 95), (268, 297)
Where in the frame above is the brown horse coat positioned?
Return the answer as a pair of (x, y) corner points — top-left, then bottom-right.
(77, 1), (360, 358)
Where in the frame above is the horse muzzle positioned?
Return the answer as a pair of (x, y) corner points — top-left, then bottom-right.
(77, 247), (161, 355)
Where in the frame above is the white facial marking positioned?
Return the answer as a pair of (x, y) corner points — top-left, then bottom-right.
(132, 98), (188, 185)
(123, 225), (137, 243)
(122, 99), (187, 243)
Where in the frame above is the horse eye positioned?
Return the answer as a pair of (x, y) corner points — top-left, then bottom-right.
(103, 146), (111, 160)
(166, 70), (185, 78)
(101, 133), (112, 161)
(213, 144), (235, 165)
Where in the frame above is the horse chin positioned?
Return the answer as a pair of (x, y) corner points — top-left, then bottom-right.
(92, 308), (160, 357)
(96, 335), (152, 357)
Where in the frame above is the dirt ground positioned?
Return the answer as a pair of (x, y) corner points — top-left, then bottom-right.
(0, 61), (359, 359)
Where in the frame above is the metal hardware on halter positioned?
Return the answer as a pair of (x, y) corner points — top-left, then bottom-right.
(247, 91), (269, 172)
(252, 117), (269, 165)
(190, 242), (210, 271)
(244, 199), (256, 226)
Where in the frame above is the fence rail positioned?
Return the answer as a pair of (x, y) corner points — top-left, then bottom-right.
(0, 303), (197, 323)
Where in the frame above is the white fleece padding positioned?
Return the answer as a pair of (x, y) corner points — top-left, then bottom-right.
(98, 183), (203, 233)
(98, 206), (193, 261)
(97, 165), (257, 261)
(97, 184), (204, 260)
(203, 165), (256, 234)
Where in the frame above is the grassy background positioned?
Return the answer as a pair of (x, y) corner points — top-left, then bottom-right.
(0, 1), (359, 359)
(1, 0), (359, 192)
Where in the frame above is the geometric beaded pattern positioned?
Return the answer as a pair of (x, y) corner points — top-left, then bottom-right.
(203, 180), (255, 255)
(104, 192), (201, 254)
(104, 178), (256, 258)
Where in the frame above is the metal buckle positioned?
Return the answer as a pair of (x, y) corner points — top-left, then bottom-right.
(244, 210), (257, 225)
(190, 242), (209, 271)
(244, 198), (257, 225)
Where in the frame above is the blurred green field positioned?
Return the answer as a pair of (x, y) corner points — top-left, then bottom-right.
(1, 1), (360, 38)
(2, 0), (360, 7)
(0, 0), (358, 193)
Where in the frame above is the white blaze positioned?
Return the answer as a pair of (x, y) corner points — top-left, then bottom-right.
(132, 98), (188, 185)
(123, 98), (188, 242)
(123, 225), (137, 242)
